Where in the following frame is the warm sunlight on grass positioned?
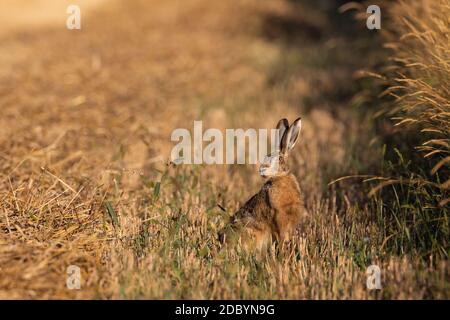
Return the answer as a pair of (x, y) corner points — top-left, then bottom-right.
(0, 0), (448, 299)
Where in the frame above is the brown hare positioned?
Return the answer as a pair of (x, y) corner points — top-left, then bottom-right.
(218, 117), (306, 249)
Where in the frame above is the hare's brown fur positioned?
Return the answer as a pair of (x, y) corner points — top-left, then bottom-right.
(218, 117), (306, 249)
(220, 173), (305, 248)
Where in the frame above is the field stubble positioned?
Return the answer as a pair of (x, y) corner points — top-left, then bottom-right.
(0, 0), (448, 299)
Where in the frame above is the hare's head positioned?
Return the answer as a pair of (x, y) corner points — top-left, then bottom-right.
(259, 117), (302, 178)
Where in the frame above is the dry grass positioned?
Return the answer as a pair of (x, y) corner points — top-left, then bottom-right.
(0, 0), (448, 299)
(378, 0), (450, 203)
(346, 0), (450, 258)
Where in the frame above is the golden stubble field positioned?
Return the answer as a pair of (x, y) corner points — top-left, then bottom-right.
(0, 0), (448, 299)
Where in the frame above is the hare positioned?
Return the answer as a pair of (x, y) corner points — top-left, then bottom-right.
(218, 117), (306, 249)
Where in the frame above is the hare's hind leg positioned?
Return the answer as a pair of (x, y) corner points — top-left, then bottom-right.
(253, 227), (272, 251)
(274, 204), (305, 241)
(233, 222), (271, 251)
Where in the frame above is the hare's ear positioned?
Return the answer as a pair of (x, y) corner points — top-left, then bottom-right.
(287, 117), (302, 151)
(275, 118), (289, 150)
(281, 117), (302, 154)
